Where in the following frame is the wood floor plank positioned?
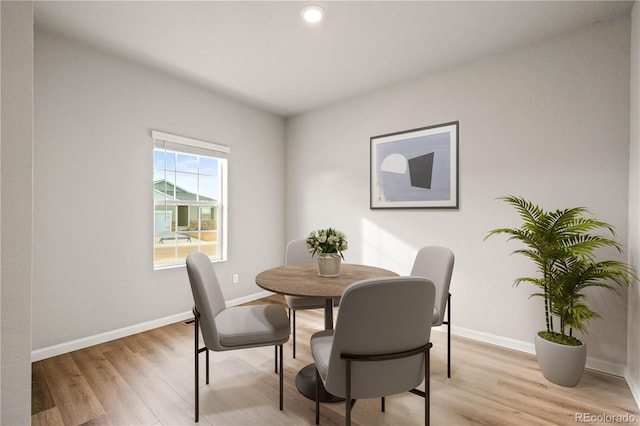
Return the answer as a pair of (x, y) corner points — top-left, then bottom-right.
(39, 353), (106, 425)
(134, 324), (195, 397)
(195, 355), (289, 424)
(32, 361), (56, 415)
(71, 344), (159, 425)
(102, 343), (195, 425)
(31, 406), (65, 426)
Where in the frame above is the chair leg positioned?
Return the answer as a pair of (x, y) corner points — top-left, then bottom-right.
(205, 349), (209, 385)
(194, 310), (210, 423)
(293, 309), (297, 358)
(194, 312), (200, 423)
(275, 346), (278, 374)
(447, 292), (451, 378)
(381, 396), (385, 412)
(345, 359), (352, 426)
(279, 344), (284, 410)
(315, 368), (320, 425)
(425, 346), (431, 426)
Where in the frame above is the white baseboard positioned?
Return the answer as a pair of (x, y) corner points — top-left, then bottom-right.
(31, 310), (194, 362)
(226, 290), (274, 307)
(626, 369), (640, 411)
(448, 325), (627, 377)
(450, 324), (535, 354)
(31, 290), (274, 362)
(586, 356), (626, 377)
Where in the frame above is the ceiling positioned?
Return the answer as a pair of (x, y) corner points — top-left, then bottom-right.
(34, 1), (634, 117)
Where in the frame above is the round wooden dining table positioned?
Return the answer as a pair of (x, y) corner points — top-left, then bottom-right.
(255, 263), (398, 402)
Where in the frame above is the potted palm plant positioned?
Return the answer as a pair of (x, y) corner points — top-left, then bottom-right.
(485, 195), (636, 386)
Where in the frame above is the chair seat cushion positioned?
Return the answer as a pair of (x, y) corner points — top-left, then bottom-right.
(215, 304), (290, 348)
(310, 329), (334, 382)
(285, 295), (340, 310)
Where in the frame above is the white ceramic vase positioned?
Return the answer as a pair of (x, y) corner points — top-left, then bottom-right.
(316, 253), (341, 277)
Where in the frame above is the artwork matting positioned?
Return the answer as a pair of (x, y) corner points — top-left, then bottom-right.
(370, 121), (459, 209)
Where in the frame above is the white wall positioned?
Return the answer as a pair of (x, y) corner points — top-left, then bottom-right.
(33, 30), (286, 353)
(1, 1), (33, 423)
(286, 17), (632, 373)
(627, 0), (640, 407)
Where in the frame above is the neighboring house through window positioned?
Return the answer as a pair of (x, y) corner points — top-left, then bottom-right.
(152, 130), (228, 269)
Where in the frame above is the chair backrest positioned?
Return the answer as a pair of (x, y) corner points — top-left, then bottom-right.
(323, 276), (435, 399)
(411, 246), (454, 326)
(286, 239), (314, 265)
(186, 252), (226, 351)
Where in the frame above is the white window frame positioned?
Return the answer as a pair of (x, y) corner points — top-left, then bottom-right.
(152, 130), (229, 269)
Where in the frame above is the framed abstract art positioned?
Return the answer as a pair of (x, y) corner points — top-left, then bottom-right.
(370, 121), (459, 209)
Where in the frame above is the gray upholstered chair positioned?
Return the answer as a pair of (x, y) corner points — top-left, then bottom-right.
(310, 276), (436, 425)
(186, 252), (290, 422)
(411, 246), (454, 378)
(284, 239), (339, 358)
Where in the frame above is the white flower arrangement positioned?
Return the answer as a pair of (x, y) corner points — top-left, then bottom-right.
(306, 227), (348, 260)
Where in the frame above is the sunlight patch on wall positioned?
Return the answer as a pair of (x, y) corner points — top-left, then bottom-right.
(361, 218), (415, 274)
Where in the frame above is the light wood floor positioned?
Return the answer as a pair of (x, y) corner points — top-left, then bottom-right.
(32, 295), (640, 425)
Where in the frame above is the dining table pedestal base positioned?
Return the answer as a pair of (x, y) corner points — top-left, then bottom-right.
(295, 364), (344, 403)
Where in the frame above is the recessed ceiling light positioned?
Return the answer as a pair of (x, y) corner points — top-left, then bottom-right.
(301, 4), (324, 24)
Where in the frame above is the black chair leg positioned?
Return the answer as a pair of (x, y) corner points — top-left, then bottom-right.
(446, 292), (451, 378)
(381, 396), (385, 412)
(345, 359), (352, 426)
(206, 346), (210, 384)
(279, 344), (284, 410)
(194, 312), (199, 423)
(425, 346), (431, 426)
(293, 309), (297, 358)
(315, 368), (320, 424)
(194, 309), (210, 423)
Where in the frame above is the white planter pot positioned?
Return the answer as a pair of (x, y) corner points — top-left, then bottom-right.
(534, 333), (586, 387)
(315, 253), (341, 277)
